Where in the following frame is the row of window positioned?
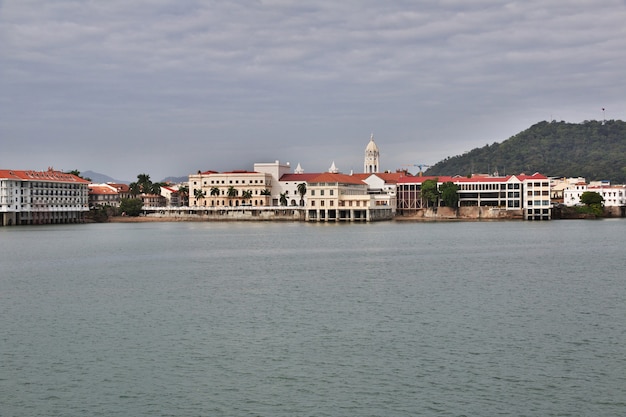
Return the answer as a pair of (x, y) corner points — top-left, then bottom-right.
(200, 179), (268, 185)
(310, 200), (366, 207)
(309, 189), (334, 196)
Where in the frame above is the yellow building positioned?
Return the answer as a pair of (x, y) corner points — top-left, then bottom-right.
(189, 170), (273, 207)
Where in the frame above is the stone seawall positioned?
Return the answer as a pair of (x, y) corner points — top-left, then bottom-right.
(396, 206), (524, 220)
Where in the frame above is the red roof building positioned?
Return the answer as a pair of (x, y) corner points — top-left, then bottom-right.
(1, 168), (90, 226)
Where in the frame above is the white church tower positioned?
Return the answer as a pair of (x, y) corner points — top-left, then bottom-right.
(364, 133), (380, 173)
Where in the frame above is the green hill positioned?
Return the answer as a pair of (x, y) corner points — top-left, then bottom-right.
(425, 120), (626, 183)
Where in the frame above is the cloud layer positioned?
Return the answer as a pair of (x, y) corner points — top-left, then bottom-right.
(2, 0), (625, 180)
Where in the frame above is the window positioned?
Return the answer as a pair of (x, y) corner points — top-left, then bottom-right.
(330, 190), (334, 196)
(320, 190), (324, 196)
(311, 190), (315, 196)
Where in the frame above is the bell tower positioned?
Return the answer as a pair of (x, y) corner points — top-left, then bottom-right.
(364, 133), (380, 173)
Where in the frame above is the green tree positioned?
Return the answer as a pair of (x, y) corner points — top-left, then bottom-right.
(580, 191), (604, 206)
(120, 198), (144, 216)
(210, 187), (220, 206)
(194, 188), (206, 206)
(421, 179), (440, 207)
(259, 189), (271, 206)
(440, 181), (459, 207)
(128, 182), (141, 197)
(149, 182), (161, 195)
(227, 186), (238, 206)
(579, 191), (604, 217)
(137, 173), (152, 193)
(241, 190), (253, 204)
(178, 185), (189, 206)
(297, 182), (307, 206)
(279, 193), (288, 206)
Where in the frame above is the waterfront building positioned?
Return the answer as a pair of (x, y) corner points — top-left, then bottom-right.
(279, 172), (320, 207)
(1, 168), (89, 226)
(189, 170), (273, 207)
(563, 181), (626, 207)
(351, 172), (402, 215)
(88, 184), (121, 208)
(305, 172), (393, 221)
(160, 185), (180, 207)
(253, 161), (292, 206)
(397, 173), (551, 220)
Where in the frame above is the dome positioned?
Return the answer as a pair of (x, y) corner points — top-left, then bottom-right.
(366, 133), (379, 152)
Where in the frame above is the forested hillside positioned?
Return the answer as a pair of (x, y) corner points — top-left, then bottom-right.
(425, 120), (626, 183)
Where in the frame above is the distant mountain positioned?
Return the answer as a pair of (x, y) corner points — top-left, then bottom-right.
(425, 120), (626, 183)
(81, 170), (130, 184)
(162, 176), (188, 184)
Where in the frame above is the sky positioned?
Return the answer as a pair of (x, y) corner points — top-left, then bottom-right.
(1, 0), (625, 182)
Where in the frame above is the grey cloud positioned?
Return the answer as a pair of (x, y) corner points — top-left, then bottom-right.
(1, 0), (625, 180)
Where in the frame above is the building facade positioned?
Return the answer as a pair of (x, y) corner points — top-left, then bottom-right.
(397, 173), (551, 220)
(189, 170), (273, 207)
(305, 172), (393, 221)
(1, 168), (89, 226)
(563, 181), (626, 207)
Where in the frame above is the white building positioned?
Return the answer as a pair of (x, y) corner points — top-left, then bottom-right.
(254, 161), (292, 206)
(1, 168), (89, 226)
(563, 181), (626, 207)
(397, 172), (551, 220)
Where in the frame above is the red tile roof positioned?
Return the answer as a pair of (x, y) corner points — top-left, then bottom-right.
(89, 185), (118, 195)
(279, 173), (323, 182)
(0, 169), (90, 183)
(351, 172), (405, 183)
(398, 173), (548, 184)
(308, 172), (367, 185)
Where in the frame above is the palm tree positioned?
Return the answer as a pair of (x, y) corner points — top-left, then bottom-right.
(241, 190), (253, 205)
(194, 188), (206, 206)
(227, 186), (238, 206)
(297, 182), (307, 206)
(260, 189), (271, 206)
(137, 173), (151, 193)
(178, 185), (189, 206)
(210, 187), (220, 206)
(279, 192), (287, 206)
(129, 182), (141, 197)
(150, 183), (161, 195)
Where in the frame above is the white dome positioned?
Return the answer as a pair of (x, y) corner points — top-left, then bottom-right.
(366, 133), (379, 152)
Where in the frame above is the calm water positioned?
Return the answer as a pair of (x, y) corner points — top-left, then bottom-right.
(1, 220), (625, 417)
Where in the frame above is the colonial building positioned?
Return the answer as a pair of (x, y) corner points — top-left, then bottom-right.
(160, 185), (180, 207)
(253, 161), (292, 206)
(305, 172), (393, 221)
(279, 172), (320, 207)
(563, 181), (626, 207)
(189, 170), (273, 207)
(1, 168), (89, 226)
(351, 172), (402, 215)
(88, 184), (121, 208)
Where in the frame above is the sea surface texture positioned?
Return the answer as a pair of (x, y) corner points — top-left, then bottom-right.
(1, 220), (625, 416)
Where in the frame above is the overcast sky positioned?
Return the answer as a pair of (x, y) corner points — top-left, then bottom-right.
(1, 0), (625, 181)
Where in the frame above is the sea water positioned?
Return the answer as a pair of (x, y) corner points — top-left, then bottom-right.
(1, 220), (625, 416)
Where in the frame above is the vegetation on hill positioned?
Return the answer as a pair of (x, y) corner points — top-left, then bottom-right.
(425, 120), (626, 183)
